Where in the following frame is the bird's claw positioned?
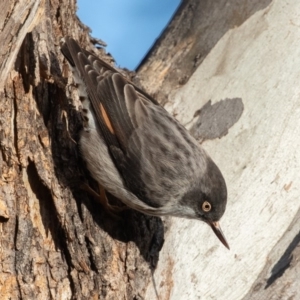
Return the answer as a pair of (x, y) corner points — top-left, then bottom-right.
(80, 182), (127, 218)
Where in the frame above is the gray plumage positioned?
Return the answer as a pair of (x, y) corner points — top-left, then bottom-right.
(61, 37), (229, 249)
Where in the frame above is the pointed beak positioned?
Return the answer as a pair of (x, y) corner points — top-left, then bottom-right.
(209, 221), (230, 250)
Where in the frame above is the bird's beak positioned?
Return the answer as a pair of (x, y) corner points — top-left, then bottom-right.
(209, 221), (230, 250)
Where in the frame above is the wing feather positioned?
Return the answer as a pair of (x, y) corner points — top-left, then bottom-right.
(61, 37), (173, 207)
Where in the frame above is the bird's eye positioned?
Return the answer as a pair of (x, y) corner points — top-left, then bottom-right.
(202, 201), (211, 212)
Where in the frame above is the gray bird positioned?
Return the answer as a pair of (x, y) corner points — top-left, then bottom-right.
(61, 37), (229, 249)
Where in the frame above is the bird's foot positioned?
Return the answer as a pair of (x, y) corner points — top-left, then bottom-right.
(80, 183), (127, 218)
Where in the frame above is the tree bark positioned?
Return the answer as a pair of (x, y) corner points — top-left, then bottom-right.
(1, 0), (300, 299)
(138, 0), (300, 299)
(0, 0), (163, 299)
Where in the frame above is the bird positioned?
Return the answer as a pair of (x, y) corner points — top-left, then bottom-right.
(60, 37), (229, 249)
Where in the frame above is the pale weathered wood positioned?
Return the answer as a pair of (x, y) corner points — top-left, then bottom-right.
(0, 0), (45, 90)
(136, 0), (272, 106)
(139, 0), (300, 299)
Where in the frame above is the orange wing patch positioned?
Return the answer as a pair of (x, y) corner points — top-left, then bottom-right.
(100, 103), (115, 134)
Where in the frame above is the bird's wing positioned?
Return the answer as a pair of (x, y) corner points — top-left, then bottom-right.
(61, 37), (191, 208)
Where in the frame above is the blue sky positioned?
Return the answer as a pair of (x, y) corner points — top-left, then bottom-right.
(77, 0), (181, 70)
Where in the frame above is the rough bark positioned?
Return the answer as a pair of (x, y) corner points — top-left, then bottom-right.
(0, 0), (163, 299)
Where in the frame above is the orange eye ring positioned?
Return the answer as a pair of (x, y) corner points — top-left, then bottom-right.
(202, 201), (212, 212)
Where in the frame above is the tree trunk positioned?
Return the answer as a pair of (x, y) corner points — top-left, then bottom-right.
(1, 0), (299, 299)
(0, 0), (163, 299)
(137, 0), (300, 299)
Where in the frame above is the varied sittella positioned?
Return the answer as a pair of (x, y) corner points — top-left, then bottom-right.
(61, 37), (229, 249)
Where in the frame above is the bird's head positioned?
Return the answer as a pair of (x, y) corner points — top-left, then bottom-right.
(180, 157), (229, 249)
